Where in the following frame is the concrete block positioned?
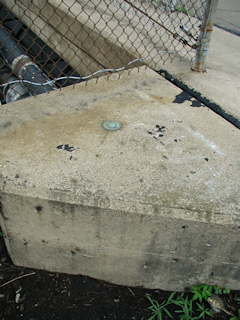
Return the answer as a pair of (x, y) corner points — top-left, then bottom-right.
(0, 68), (239, 291)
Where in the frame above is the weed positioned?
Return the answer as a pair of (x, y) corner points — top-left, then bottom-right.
(195, 302), (213, 319)
(0, 231), (3, 237)
(147, 284), (232, 320)
(174, 294), (195, 320)
(175, 6), (186, 13)
(213, 285), (230, 295)
(174, 5), (193, 16)
(231, 299), (240, 320)
(175, 6), (188, 14)
(146, 292), (176, 320)
(191, 284), (213, 303)
(230, 309), (240, 320)
(191, 284), (230, 303)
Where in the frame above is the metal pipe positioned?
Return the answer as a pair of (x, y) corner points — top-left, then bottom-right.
(0, 26), (57, 95)
(1, 73), (30, 103)
(192, 0), (219, 72)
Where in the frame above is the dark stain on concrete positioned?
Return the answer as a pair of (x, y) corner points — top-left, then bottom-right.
(36, 205), (43, 213)
(0, 120), (12, 129)
(173, 91), (202, 107)
(57, 144), (76, 152)
(147, 125), (166, 141)
(155, 125), (166, 132)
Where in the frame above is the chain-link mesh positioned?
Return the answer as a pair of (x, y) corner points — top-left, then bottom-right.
(0, 0), (208, 102)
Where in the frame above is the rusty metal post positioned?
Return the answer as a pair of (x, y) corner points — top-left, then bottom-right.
(192, 0), (219, 72)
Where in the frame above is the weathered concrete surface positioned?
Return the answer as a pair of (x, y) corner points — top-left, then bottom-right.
(162, 27), (240, 122)
(0, 68), (239, 291)
(215, 0), (240, 36)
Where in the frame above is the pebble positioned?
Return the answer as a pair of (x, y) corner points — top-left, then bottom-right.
(207, 294), (224, 313)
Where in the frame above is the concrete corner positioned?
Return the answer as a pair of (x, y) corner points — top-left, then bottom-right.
(0, 67), (239, 291)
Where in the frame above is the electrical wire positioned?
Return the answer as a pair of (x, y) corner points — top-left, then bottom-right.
(0, 48), (195, 88)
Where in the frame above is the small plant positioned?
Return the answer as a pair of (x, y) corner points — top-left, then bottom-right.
(174, 294), (195, 320)
(213, 284), (230, 295)
(174, 5), (193, 16)
(196, 302), (213, 319)
(230, 309), (240, 320)
(146, 292), (176, 320)
(0, 230), (3, 237)
(191, 284), (230, 303)
(175, 5), (188, 14)
(230, 299), (240, 320)
(146, 285), (233, 320)
(191, 284), (213, 303)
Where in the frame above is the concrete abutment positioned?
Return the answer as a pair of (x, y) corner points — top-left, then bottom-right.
(0, 68), (239, 290)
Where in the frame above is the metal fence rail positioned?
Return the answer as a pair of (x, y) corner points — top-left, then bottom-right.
(0, 0), (218, 102)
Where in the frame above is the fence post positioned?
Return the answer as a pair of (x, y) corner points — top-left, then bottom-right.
(192, 0), (219, 72)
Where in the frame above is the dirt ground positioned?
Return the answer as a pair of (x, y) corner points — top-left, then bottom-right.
(0, 235), (239, 320)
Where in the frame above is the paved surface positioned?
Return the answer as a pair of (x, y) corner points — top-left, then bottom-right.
(161, 24), (240, 123)
(215, 0), (240, 36)
(0, 68), (239, 291)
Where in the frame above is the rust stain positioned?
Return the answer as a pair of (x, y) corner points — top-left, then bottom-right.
(149, 94), (173, 104)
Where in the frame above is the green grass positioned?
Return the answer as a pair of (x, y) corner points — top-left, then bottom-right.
(146, 292), (176, 320)
(146, 284), (234, 320)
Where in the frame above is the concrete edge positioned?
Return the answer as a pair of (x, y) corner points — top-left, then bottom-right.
(158, 69), (240, 130)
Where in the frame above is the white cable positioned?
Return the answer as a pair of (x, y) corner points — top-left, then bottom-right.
(0, 48), (195, 88)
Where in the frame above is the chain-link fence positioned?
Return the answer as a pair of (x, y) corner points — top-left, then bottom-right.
(0, 0), (217, 103)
